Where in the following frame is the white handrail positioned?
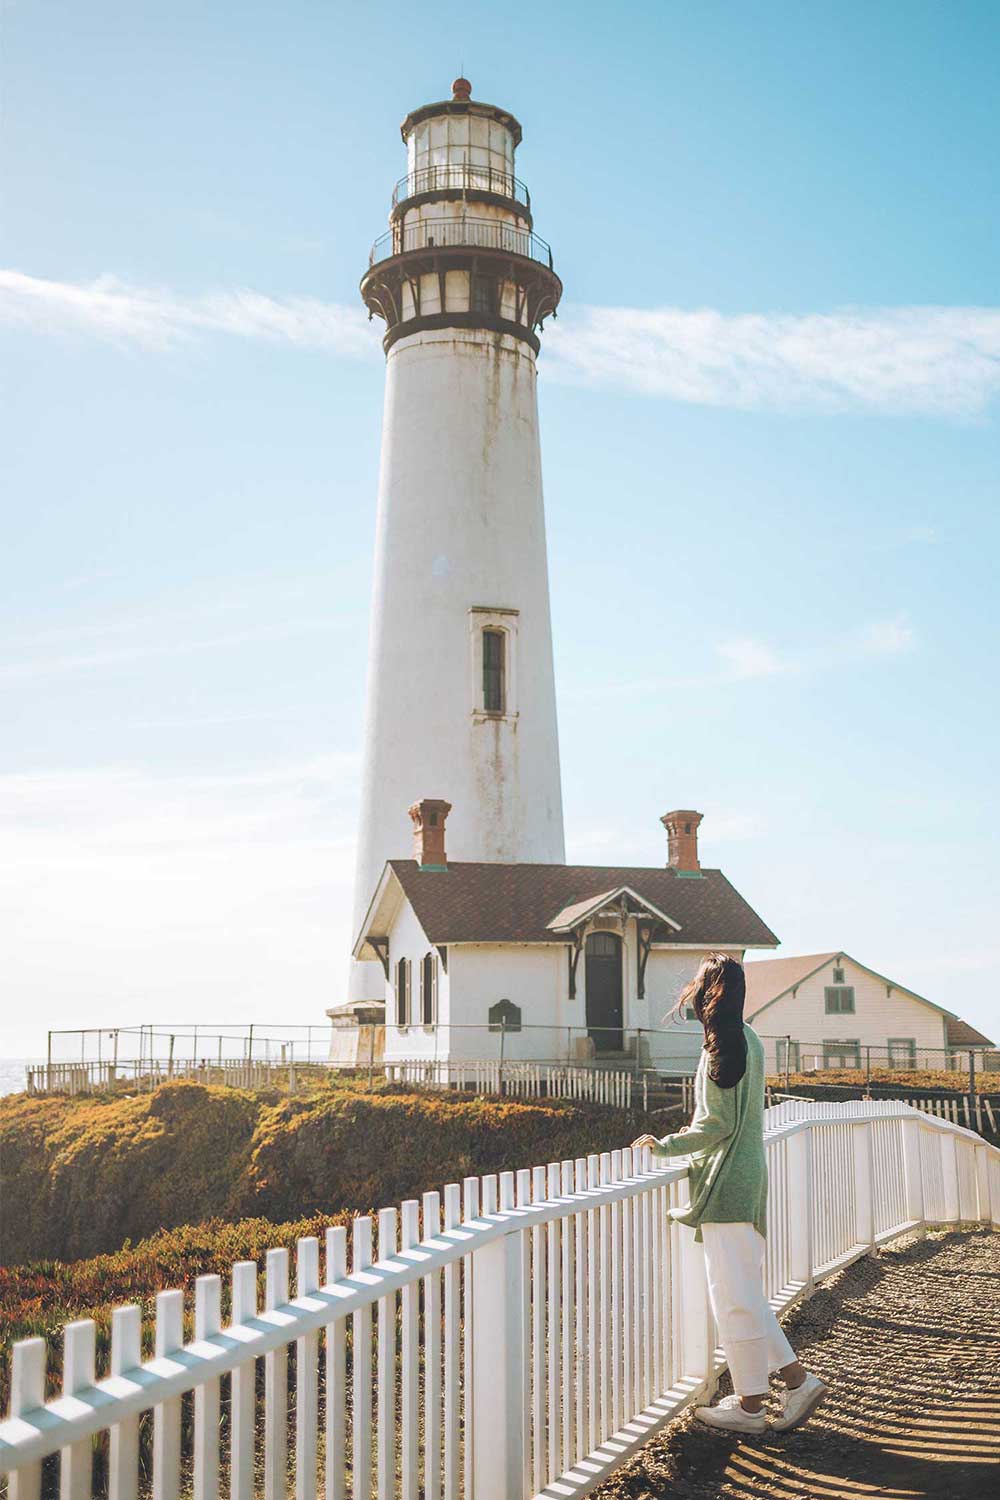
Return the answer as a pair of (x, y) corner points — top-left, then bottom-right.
(2, 1102), (997, 1499)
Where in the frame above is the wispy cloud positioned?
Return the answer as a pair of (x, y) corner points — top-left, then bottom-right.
(546, 305), (1000, 417)
(857, 614), (914, 657)
(717, 616), (916, 681)
(3, 267), (999, 417)
(898, 524), (938, 546)
(0, 268), (372, 357)
(0, 615), (341, 682)
(716, 638), (791, 680)
(563, 614), (917, 704)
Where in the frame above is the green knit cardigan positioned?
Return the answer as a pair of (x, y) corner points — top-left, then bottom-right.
(652, 1022), (768, 1242)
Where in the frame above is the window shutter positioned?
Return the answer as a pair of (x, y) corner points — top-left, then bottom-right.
(419, 959), (425, 1024)
(431, 955), (438, 1023)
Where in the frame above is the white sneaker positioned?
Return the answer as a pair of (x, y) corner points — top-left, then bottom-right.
(693, 1392), (768, 1433)
(771, 1371), (827, 1431)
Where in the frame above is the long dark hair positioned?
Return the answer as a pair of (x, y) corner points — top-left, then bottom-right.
(670, 952), (748, 1088)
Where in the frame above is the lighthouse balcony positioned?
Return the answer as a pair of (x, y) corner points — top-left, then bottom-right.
(369, 216), (553, 270)
(391, 163), (531, 214)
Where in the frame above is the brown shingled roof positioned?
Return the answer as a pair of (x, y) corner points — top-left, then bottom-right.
(386, 860), (779, 948)
(946, 1016), (995, 1048)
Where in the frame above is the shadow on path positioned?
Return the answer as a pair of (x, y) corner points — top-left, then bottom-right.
(593, 1228), (999, 1500)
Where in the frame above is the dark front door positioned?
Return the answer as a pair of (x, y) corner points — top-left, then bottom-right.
(585, 931), (623, 1052)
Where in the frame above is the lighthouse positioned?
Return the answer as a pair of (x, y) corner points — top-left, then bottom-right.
(349, 78), (566, 1002)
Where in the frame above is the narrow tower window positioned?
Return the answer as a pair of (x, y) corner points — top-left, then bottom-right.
(395, 957), (410, 1027)
(482, 629), (506, 713)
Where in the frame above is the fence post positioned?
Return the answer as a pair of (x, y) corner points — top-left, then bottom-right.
(10, 1337), (45, 1500)
(787, 1125), (814, 1291)
(901, 1117), (925, 1236)
(852, 1120), (875, 1251)
(974, 1143), (992, 1225)
(470, 1223), (524, 1499)
(941, 1129), (960, 1223)
(676, 1184), (716, 1400)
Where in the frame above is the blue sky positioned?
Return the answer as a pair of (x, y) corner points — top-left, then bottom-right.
(3, 1), (999, 1056)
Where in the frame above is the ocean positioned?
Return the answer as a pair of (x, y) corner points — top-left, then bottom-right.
(0, 1060), (40, 1097)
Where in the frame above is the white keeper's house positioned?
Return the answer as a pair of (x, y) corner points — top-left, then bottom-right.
(743, 951), (994, 1074)
(352, 800), (779, 1073)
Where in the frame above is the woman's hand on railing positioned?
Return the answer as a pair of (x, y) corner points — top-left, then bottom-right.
(630, 1133), (660, 1151)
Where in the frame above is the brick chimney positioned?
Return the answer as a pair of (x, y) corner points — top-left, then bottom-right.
(661, 809), (704, 872)
(408, 798), (452, 870)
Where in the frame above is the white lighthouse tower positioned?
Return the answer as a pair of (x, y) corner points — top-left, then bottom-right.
(349, 77), (566, 1002)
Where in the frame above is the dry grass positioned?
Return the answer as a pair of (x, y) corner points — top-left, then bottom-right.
(769, 1067), (1000, 1093)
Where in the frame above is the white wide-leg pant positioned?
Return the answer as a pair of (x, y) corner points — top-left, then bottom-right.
(701, 1222), (796, 1397)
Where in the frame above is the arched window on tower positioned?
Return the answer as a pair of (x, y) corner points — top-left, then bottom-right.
(395, 957), (410, 1027)
(420, 952), (438, 1026)
(482, 628), (506, 714)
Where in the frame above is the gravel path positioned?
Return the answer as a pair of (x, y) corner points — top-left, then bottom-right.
(592, 1228), (999, 1500)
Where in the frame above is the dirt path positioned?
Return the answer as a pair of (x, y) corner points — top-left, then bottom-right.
(593, 1228), (999, 1500)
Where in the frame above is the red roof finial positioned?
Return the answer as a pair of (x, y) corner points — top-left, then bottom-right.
(451, 76), (472, 101)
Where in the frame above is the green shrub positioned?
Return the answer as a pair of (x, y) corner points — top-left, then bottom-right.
(1, 1085), (259, 1264)
(2, 1079), (672, 1265)
(241, 1089), (631, 1221)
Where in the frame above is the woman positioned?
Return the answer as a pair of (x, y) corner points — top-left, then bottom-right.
(632, 953), (826, 1433)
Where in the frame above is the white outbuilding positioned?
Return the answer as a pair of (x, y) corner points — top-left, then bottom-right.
(352, 799), (779, 1074)
(743, 951), (994, 1073)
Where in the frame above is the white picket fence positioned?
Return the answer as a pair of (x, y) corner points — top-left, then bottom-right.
(2, 1101), (997, 1500)
(766, 1090), (999, 1138)
(385, 1059), (638, 1109)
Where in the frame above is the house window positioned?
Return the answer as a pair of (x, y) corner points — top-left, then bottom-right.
(824, 986), (855, 1015)
(488, 998), (522, 1032)
(832, 966), (845, 985)
(888, 1038), (916, 1068)
(823, 1039), (861, 1070)
(776, 1039), (801, 1073)
(395, 957), (410, 1028)
(420, 952), (437, 1026)
(482, 629), (506, 713)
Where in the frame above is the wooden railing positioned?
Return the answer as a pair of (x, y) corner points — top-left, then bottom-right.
(2, 1103), (997, 1500)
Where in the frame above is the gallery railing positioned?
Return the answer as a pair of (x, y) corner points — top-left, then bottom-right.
(369, 217), (554, 268)
(391, 163), (531, 209)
